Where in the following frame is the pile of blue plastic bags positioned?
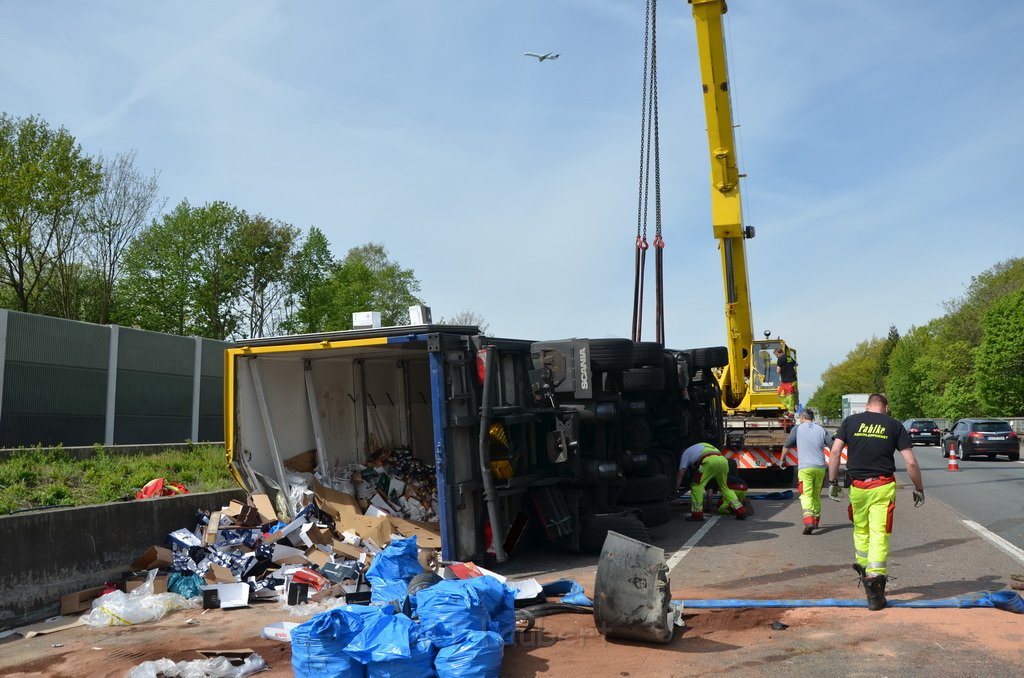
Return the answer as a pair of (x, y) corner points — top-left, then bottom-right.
(291, 536), (514, 678)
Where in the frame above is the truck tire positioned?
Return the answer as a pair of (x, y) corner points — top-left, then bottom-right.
(589, 338), (635, 372)
(624, 415), (652, 451)
(621, 367), (665, 392)
(618, 473), (672, 504)
(647, 449), (679, 479)
(689, 346), (729, 370)
(579, 512), (650, 552)
(632, 341), (665, 367)
(407, 572), (443, 596)
(618, 500), (672, 527)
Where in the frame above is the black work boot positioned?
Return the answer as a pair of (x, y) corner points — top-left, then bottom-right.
(852, 563), (867, 578)
(861, 575), (887, 611)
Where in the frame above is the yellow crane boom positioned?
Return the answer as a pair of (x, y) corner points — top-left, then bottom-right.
(689, 0), (794, 417)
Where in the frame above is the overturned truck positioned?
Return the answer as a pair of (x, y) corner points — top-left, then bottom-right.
(225, 325), (727, 563)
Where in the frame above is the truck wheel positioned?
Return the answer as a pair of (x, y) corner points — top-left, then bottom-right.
(618, 500), (672, 527)
(589, 338), (635, 372)
(688, 346), (729, 370)
(632, 341), (665, 367)
(618, 473), (672, 504)
(624, 415), (652, 451)
(621, 367), (665, 392)
(579, 512), (650, 552)
(407, 572), (443, 596)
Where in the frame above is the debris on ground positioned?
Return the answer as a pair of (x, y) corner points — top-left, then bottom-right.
(125, 652), (267, 678)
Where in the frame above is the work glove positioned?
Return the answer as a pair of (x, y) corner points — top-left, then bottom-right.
(828, 482), (843, 502)
(913, 489), (925, 507)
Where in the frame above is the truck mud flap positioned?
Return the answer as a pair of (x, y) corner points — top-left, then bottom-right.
(593, 531), (674, 644)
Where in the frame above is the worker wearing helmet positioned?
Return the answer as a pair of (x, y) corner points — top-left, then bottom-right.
(675, 442), (747, 521)
(827, 393), (924, 611)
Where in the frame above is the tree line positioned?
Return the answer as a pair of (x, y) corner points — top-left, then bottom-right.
(807, 257), (1024, 420)
(1, 113), (487, 340)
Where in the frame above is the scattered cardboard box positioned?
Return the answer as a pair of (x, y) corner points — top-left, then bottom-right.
(204, 510), (223, 545)
(313, 481), (361, 521)
(59, 586), (108, 615)
(204, 564), (237, 584)
(14, 616), (84, 638)
(130, 546), (173, 571)
(304, 547), (331, 568)
(251, 494), (278, 524)
(284, 450), (317, 473)
(389, 517), (441, 549)
(125, 574), (169, 594)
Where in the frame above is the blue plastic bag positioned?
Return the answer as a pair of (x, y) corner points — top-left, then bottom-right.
(541, 579), (593, 607)
(345, 607), (413, 665)
(167, 572), (203, 599)
(365, 536), (425, 604)
(291, 604), (377, 678)
(416, 580), (490, 647)
(463, 576), (516, 644)
(434, 630), (504, 678)
(368, 632), (437, 678)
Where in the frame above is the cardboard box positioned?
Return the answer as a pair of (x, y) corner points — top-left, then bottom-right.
(59, 586), (107, 615)
(204, 564), (237, 584)
(204, 510), (223, 545)
(304, 547), (331, 568)
(284, 450), (317, 473)
(389, 517), (442, 549)
(130, 546), (173, 571)
(313, 481), (362, 521)
(125, 574), (168, 594)
(251, 494), (278, 523)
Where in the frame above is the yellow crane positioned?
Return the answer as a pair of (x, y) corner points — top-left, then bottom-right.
(690, 0), (798, 465)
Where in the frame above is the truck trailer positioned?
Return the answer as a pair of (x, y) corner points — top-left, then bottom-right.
(224, 324), (725, 564)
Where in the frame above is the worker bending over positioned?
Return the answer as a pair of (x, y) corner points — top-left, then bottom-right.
(828, 393), (924, 611)
(676, 442), (747, 522)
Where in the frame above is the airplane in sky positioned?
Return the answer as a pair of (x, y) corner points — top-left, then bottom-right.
(524, 52), (559, 62)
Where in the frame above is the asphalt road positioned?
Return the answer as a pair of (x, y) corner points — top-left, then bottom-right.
(907, 443), (1024, 551)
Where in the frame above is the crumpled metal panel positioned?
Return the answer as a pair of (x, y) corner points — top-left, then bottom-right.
(593, 531), (674, 644)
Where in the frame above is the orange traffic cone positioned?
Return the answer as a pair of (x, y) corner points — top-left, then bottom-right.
(947, 445), (961, 471)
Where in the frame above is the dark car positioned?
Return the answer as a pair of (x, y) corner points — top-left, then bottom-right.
(941, 419), (1020, 461)
(903, 419), (941, 446)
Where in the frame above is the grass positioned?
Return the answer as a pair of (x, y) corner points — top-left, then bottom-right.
(0, 444), (235, 514)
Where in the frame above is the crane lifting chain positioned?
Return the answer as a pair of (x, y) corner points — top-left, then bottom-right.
(631, 0), (665, 346)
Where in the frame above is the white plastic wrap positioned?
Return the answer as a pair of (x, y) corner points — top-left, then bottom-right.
(125, 653), (267, 678)
(82, 570), (197, 627)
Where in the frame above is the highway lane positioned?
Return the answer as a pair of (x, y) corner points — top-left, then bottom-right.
(904, 443), (1024, 552)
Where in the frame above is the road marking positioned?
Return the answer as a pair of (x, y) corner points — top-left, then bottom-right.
(962, 520), (1024, 565)
(665, 515), (719, 572)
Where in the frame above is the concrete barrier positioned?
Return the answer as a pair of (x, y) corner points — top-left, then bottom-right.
(0, 489), (244, 630)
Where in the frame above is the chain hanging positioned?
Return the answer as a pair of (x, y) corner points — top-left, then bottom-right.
(632, 0), (665, 344)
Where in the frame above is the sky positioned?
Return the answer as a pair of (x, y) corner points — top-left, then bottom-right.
(3, 0), (1023, 397)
